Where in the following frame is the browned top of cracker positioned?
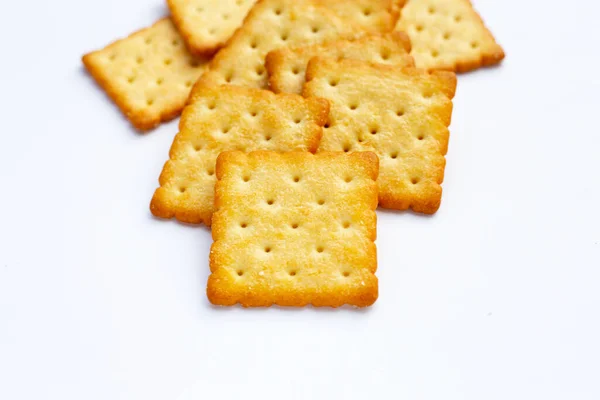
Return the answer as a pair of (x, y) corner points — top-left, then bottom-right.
(82, 18), (209, 131)
(396, 0), (504, 72)
(208, 150), (379, 307)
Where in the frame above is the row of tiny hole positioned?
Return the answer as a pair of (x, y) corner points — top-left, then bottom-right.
(423, 6), (464, 20)
(240, 220), (351, 230)
(413, 27), (479, 53)
(236, 269), (351, 278)
(326, 79), (435, 99)
(109, 54), (201, 68)
(242, 174), (353, 184)
(271, 5), (374, 18)
(264, 5), (373, 20)
(126, 76), (193, 88)
(323, 122), (426, 142)
(201, 102), (303, 125)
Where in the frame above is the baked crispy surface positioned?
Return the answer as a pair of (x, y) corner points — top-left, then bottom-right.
(167, 0), (257, 56)
(150, 84), (329, 225)
(82, 18), (209, 131)
(208, 151), (379, 307)
(395, 0), (504, 72)
(304, 58), (456, 213)
(191, 0), (396, 94)
(266, 31), (414, 94)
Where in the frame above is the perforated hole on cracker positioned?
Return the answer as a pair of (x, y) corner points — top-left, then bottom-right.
(208, 151), (379, 307)
(191, 0), (398, 95)
(266, 31), (415, 94)
(82, 18), (210, 131)
(150, 84), (329, 225)
(395, 0), (504, 72)
(304, 57), (456, 214)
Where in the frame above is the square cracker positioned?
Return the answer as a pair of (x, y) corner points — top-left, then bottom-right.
(82, 18), (209, 131)
(395, 0), (504, 72)
(304, 57), (456, 214)
(167, 0), (257, 56)
(266, 31), (414, 95)
(150, 84), (329, 225)
(208, 151), (379, 307)
(191, 0), (398, 94)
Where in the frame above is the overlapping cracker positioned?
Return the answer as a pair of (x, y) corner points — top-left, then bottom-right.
(208, 151), (379, 307)
(266, 32), (414, 94)
(150, 84), (329, 225)
(82, 18), (209, 131)
(395, 0), (504, 72)
(191, 0), (397, 94)
(167, 0), (257, 56)
(304, 57), (456, 213)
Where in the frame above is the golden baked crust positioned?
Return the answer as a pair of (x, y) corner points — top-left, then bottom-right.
(304, 57), (456, 213)
(266, 31), (414, 94)
(82, 18), (209, 131)
(150, 84), (329, 225)
(208, 151), (379, 307)
(396, 0), (504, 72)
(191, 0), (396, 95)
(167, 0), (257, 56)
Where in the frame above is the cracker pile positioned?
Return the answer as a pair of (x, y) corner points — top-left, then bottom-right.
(83, 0), (504, 307)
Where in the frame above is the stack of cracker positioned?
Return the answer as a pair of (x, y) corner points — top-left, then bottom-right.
(83, 0), (504, 308)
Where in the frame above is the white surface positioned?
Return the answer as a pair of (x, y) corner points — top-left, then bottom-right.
(0, 1), (599, 399)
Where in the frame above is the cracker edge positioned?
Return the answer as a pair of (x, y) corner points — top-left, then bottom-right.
(82, 17), (189, 132)
(303, 57), (457, 214)
(265, 31), (413, 93)
(149, 84), (330, 225)
(208, 150), (380, 307)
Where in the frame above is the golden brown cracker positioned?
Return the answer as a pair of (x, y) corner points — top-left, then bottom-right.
(150, 84), (329, 225)
(304, 57), (456, 214)
(191, 0), (396, 94)
(167, 0), (257, 56)
(208, 151), (379, 307)
(82, 18), (209, 131)
(266, 32), (414, 94)
(396, 0), (504, 72)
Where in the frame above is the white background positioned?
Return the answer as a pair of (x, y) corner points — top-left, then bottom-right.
(1, 1), (599, 399)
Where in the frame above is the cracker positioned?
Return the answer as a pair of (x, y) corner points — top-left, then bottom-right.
(150, 84), (329, 225)
(191, 0), (397, 94)
(208, 151), (379, 307)
(395, 0), (504, 72)
(82, 18), (209, 131)
(304, 57), (456, 213)
(266, 32), (414, 95)
(167, 0), (257, 56)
